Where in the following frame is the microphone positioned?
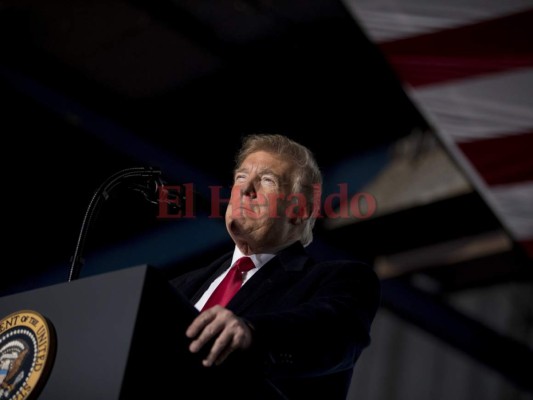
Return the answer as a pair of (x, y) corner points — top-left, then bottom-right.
(126, 176), (183, 210)
(67, 167), (182, 282)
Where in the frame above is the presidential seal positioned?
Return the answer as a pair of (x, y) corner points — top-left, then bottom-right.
(0, 310), (56, 400)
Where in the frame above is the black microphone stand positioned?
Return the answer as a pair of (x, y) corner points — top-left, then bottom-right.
(68, 166), (163, 282)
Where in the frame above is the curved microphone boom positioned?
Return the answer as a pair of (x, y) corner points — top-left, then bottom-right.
(68, 166), (166, 282)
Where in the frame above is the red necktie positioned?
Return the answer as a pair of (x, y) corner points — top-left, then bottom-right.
(201, 257), (256, 311)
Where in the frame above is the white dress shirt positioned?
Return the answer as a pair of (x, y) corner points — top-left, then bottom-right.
(194, 247), (275, 311)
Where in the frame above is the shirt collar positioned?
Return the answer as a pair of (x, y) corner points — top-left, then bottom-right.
(231, 246), (276, 269)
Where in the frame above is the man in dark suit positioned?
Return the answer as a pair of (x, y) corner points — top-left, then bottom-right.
(170, 134), (380, 399)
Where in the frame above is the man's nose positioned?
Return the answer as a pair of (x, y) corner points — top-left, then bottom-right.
(241, 178), (258, 198)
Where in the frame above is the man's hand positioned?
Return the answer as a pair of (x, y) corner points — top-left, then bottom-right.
(186, 305), (253, 367)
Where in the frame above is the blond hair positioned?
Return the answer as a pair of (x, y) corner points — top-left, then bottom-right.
(235, 134), (322, 247)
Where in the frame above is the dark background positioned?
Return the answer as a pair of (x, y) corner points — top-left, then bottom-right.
(1, 0), (531, 396)
(1, 0), (430, 289)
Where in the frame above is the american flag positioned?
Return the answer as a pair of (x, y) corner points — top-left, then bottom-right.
(342, 0), (533, 260)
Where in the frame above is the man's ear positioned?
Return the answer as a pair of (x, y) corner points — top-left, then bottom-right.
(289, 216), (303, 225)
(285, 193), (309, 225)
(289, 207), (311, 225)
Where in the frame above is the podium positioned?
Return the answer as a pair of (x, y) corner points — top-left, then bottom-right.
(0, 265), (202, 399)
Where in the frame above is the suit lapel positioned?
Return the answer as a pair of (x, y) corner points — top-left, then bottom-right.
(180, 253), (232, 303)
(228, 242), (311, 313)
(179, 242), (311, 312)
(227, 257), (284, 313)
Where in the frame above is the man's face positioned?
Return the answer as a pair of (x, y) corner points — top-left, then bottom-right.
(225, 150), (302, 254)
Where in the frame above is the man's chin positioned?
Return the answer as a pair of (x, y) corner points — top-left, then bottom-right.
(228, 219), (247, 237)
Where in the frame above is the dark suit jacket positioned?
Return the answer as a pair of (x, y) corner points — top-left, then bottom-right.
(170, 241), (380, 400)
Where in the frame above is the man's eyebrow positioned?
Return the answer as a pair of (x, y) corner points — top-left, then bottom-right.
(258, 168), (279, 177)
(234, 167), (279, 177)
(234, 166), (247, 172)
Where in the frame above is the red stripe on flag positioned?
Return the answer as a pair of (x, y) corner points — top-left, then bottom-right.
(378, 9), (533, 87)
(518, 239), (533, 260)
(457, 131), (533, 186)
